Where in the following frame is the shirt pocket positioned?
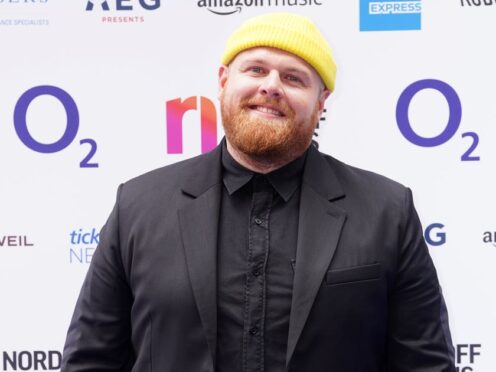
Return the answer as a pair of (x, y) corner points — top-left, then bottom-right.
(325, 262), (381, 285)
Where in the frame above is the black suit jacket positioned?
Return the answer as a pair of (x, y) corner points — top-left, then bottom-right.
(62, 143), (455, 372)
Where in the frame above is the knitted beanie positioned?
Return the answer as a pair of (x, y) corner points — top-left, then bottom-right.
(221, 12), (337, 91)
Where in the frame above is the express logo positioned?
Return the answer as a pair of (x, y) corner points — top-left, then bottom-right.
(13, 85), (99, 168)
(360, 0), (422, 32)
(396, 79), (481, 162)
(197, 0), (322, 16)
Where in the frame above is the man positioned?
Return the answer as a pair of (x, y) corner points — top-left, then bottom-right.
(62, 13), (455, 372)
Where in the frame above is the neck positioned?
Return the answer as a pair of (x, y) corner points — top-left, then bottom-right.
(226, 140), (303, 174)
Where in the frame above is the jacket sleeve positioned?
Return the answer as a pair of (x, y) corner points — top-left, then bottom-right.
(61, 184), (134, 372)
(385, 188), (455, 372)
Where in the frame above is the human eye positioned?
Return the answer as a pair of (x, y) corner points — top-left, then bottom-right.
(285, 74), (303, 84)
(248, 66), (264, 74)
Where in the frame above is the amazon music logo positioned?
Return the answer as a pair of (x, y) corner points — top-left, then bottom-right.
(197, 0), (322, 16)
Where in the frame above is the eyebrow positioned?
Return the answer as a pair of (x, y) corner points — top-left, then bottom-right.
(239, 59), (312, 82)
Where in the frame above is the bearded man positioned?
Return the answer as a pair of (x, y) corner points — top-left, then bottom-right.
(61, 13), (456, 372)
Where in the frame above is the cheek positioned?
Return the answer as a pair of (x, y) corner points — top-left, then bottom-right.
(295, 92), (320, 113)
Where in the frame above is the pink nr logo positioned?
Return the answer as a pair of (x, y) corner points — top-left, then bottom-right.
(166, 96), (218, 154)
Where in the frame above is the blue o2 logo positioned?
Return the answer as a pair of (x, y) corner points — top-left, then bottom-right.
(396, 79), (480, 161)
(13, 85), (98, 168)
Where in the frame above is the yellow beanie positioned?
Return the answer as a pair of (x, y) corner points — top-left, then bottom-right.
(221, 12), (337, 92)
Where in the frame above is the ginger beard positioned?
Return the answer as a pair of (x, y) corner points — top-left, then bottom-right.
(221, 91), (320, 163)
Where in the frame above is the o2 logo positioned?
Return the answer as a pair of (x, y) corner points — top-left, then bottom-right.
(424, 222), (446, 246)
(166, 96), (217, 154)
(396, 79), (480, 161)
(13, 85), (98, 168)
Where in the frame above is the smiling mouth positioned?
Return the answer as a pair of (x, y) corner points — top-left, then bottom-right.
(249, 105), (285, 117)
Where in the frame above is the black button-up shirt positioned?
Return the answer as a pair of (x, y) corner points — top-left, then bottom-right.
(216, 143), (307, 372)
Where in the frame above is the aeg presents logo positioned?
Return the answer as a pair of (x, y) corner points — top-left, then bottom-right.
(85, 0), (161, 23)
(86, 0), (160, 11)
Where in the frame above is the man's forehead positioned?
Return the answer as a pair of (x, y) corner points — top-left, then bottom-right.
(232, 47), (311, 69)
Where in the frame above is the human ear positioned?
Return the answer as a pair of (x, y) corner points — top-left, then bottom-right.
(318, 88), (331, 115)
(217, 65), (229, 100)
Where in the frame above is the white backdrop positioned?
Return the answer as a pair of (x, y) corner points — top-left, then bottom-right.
(1, 1), (494, 371)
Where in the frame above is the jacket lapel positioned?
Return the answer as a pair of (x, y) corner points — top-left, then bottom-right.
(178, 145), (223, 367)
(175, 143), (347, 369)
(286, 146), (347, 368)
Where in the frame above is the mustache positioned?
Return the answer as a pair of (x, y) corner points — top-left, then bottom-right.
(240, 97), (295, 118)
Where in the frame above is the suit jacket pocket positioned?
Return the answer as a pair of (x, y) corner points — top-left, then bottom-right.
(325, 262), (381, 285)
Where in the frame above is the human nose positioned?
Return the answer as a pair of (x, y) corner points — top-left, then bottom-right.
(258, 71), (283, 99)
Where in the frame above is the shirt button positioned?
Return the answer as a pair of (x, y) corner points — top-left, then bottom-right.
(249, 327), (258, 335)
(254, 218), (262, 225)
(252, 268), (261, 277)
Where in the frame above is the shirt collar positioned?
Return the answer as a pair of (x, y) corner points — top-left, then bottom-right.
(221, 139), (308, 202)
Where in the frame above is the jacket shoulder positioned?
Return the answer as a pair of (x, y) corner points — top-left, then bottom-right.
(116, 149), (220, 211)
(321, 152), (409, 204)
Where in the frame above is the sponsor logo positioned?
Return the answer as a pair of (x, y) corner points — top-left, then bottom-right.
(69, 228), (99, 264)
(0, 0), (48, 2)
(197, 0), (322, 16)
(85, 0), (161, 23)
(360, 0), (422, 31)
(0, 235), (34, 247)
(396, 79), (481, 162)
(2, 350), (61, 371)
(0, 0), (49, 27)
(456, 344), (481, 371)
(166, 96), (218, 154)
(424, 223), (446, 246)
(12, 85), (99, 168)
(461, 0), (495, 7)
(482, 231), (496, 247)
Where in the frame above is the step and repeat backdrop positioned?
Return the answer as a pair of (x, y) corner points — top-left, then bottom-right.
(1, 1), (495, 371)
